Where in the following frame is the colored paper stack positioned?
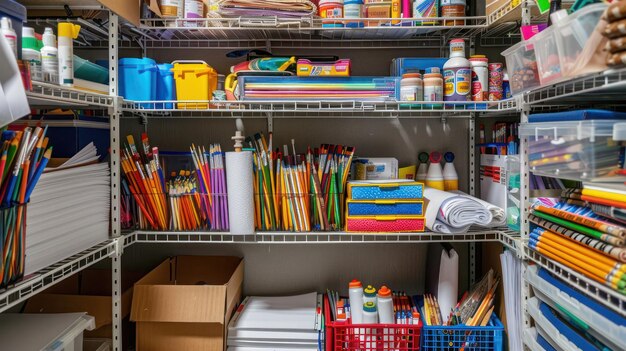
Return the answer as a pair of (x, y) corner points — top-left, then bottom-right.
(345, 180), (425, 232)
(529, 184), (626, 294)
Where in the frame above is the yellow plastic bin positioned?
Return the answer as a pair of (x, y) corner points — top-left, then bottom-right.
(172, 60), (217, 109)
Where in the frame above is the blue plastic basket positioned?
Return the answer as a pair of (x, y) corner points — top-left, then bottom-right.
(421, 315), (504, 351)
(156, 63), (175, 109)
(119, 58), (157, 108)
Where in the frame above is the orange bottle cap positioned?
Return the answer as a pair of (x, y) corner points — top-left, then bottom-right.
(378, 285), (392, 297)
(349, 279), (362, 288)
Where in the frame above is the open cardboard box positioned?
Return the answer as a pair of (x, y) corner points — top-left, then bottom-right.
(24, 269), (143, 347)
(131, 256), (244, 351)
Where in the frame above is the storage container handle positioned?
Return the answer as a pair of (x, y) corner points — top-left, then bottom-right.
(374, 200), (395, 205)
(378, 184), (400, 188)
(534, 126), (558, 141)
(172, 60), (209, 65)
(375, 216), (396, 221)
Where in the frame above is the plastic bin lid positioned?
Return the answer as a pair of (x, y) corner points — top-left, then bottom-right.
(519, 119), (625, 140)
(0, 0), (26, 20)
(120, 57), (157, 65)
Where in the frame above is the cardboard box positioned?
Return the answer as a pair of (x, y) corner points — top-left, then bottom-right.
(24, 269), (142, 345)
(131, 256), (244, 351)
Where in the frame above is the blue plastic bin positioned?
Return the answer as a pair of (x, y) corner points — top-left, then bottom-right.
(0, 0), (26, 59)
(421, 314), (504, 351)
(156, 63), (175, 109)
(347, 199), (424, 216)
(119, 58), (157, 108)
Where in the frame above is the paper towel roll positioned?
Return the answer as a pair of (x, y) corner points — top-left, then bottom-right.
(226, 151), (255, 234)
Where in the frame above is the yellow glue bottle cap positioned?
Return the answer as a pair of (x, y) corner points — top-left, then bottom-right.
(363, 285), (377, 296)
(58, 23), (81, 39)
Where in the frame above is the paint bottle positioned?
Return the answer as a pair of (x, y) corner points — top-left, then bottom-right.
(159, 0), (181, 17)
(416, 152), (429, 181)
(443, 151), (459, 191)
(441, 0), (465, 25)
(423, 67), (443, 109)
(363, 301), (378, 323)
(58, 22), (80, 87)
(349, 279), (364, 324)
(443, 39), (471, 102)
(41, 28), (58, 82)
(425, 151), (445, 190)
(469, 55), (488, 102)
(363, 285), (377, 305)
(1, 17), (17, 58)
(184, 0), (205, 27)
(377, 286), (394, 324)
(400, 73), (423, 103)
(22, 27), (42, 81)
(413, 0), (438, 25)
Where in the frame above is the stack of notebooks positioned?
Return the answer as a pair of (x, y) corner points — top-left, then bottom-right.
(345, 180), (425, 232)
(227, 292), (322, 350)
(528, 184), (626, 296)
(25, 143), (110, 274)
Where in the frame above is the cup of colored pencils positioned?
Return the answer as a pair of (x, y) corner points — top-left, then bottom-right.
(0, 127), (53, 288)
(248, 132), (354, 232)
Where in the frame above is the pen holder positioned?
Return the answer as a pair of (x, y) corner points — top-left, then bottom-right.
(125, 192), (229, 232)
(420, 314), (504, 351)
(254, 192), (345, 232)
(0, 204), (27, 289)
(324, 295), (423, 351)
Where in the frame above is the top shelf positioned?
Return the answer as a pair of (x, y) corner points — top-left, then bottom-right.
(137, 16), (486, 48)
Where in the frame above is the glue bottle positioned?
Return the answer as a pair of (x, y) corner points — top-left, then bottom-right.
(377, 286), (394, 324)
(443, 152), (459, 191)
(363, 301), (378, 348)
(416, 152), (429, 181)
(1, 17), (17, 58)
(425, 151), (445, 190)
(363, 285), (377, 305)
(41, 28), (58, 81)
(348, 280), (364, 324)
(22, 27), (42, 80)
(57, 22), (80, 87)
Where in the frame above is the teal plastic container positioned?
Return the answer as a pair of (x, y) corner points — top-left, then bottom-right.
(156, 63), (175, 109)
(119, 58), (158, 107)
(74, 55), (109, 84)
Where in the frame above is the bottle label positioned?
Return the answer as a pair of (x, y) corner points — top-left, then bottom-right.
(400, 86), (423, 102)
(455, 68), (471, 95)
(444, 67), (471, 101)
(424, 84), (443, 102)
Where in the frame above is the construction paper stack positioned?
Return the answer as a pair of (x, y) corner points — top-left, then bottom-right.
(528, 184), (626, 294)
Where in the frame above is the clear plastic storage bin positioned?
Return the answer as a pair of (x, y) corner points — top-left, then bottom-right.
(532, 27), (563, 85)
(555, 3), (608, 78)
(519, 120), (626, 181)
(501, 40), (541, 95)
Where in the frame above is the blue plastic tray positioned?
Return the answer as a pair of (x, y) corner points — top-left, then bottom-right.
(347, 181), (424, 200)
(421, 314), (504, 351)
(347, 199), (423, 216)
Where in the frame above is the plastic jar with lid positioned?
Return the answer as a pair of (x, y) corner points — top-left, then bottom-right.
(469, 55), (488, 102)
(423, 68), (443, 109)
(344, 0), (363, 27)
(319, 0), (344, 27)
(400, 73), (423, 107)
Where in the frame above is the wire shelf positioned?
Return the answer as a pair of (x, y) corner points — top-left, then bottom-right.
(28, 81), (113, 108)
(124, 227), (517, 245)
(0, 239), (116, 314)
(525, 246), (626, 317)
(121, 99), (518, 118)
(138, 16), (486, 47)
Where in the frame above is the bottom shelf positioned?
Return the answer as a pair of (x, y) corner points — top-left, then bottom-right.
(0, 239), (117, 313)
(524, 246), (626, 317)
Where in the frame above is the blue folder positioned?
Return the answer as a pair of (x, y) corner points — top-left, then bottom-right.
(529, 109), (626, 122)
(539, 301), (600, 351)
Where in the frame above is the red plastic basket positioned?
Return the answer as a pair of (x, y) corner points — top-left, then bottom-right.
(325, 295), (422, 351)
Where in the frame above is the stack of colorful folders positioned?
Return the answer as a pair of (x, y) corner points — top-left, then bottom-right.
(529, 187), (626, 295)
(345, 180), (425, 232)
(249, 132), (354, 232)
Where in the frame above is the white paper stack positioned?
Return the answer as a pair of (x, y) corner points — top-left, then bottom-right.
(501, 250), (522, 351)
(25, 143), (110, 274)
(0, 313), (95, 350)
(227, 292), (321, 350)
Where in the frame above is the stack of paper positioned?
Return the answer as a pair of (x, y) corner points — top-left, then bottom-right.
(0, 313), (95, 350)
(227, 292), (322, 350)
(500, 250), (522, 351)
(25, 143), (110, 274)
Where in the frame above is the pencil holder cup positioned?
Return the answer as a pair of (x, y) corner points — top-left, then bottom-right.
(420, 314), (504, 351)
(0, 204), (27, 289)
(254, 191), (345, 232)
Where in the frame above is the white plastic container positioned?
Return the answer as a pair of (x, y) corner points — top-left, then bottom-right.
(519, 119), (626, 181)
(501, 40), (540, 95)
(184, 0), (205, 27)
(58, 22), (80, 87)
(362, 301), (378, 323)
(348, 279), (364, 324)
(1, 17), (17, 58)
(443, 39), (471, 102)
(400, 73), (423, 102)
(22, 26), (42, 81)
(532, 26), (563, 85)
(41, 27), (58, 82)
(554, 3), (608, 78)
(526, 265), (626, 350)
(377, 286), (394, 323)
(526, 297), (585, 351)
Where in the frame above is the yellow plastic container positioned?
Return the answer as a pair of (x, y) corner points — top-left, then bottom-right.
(172, 60), (217, 109)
